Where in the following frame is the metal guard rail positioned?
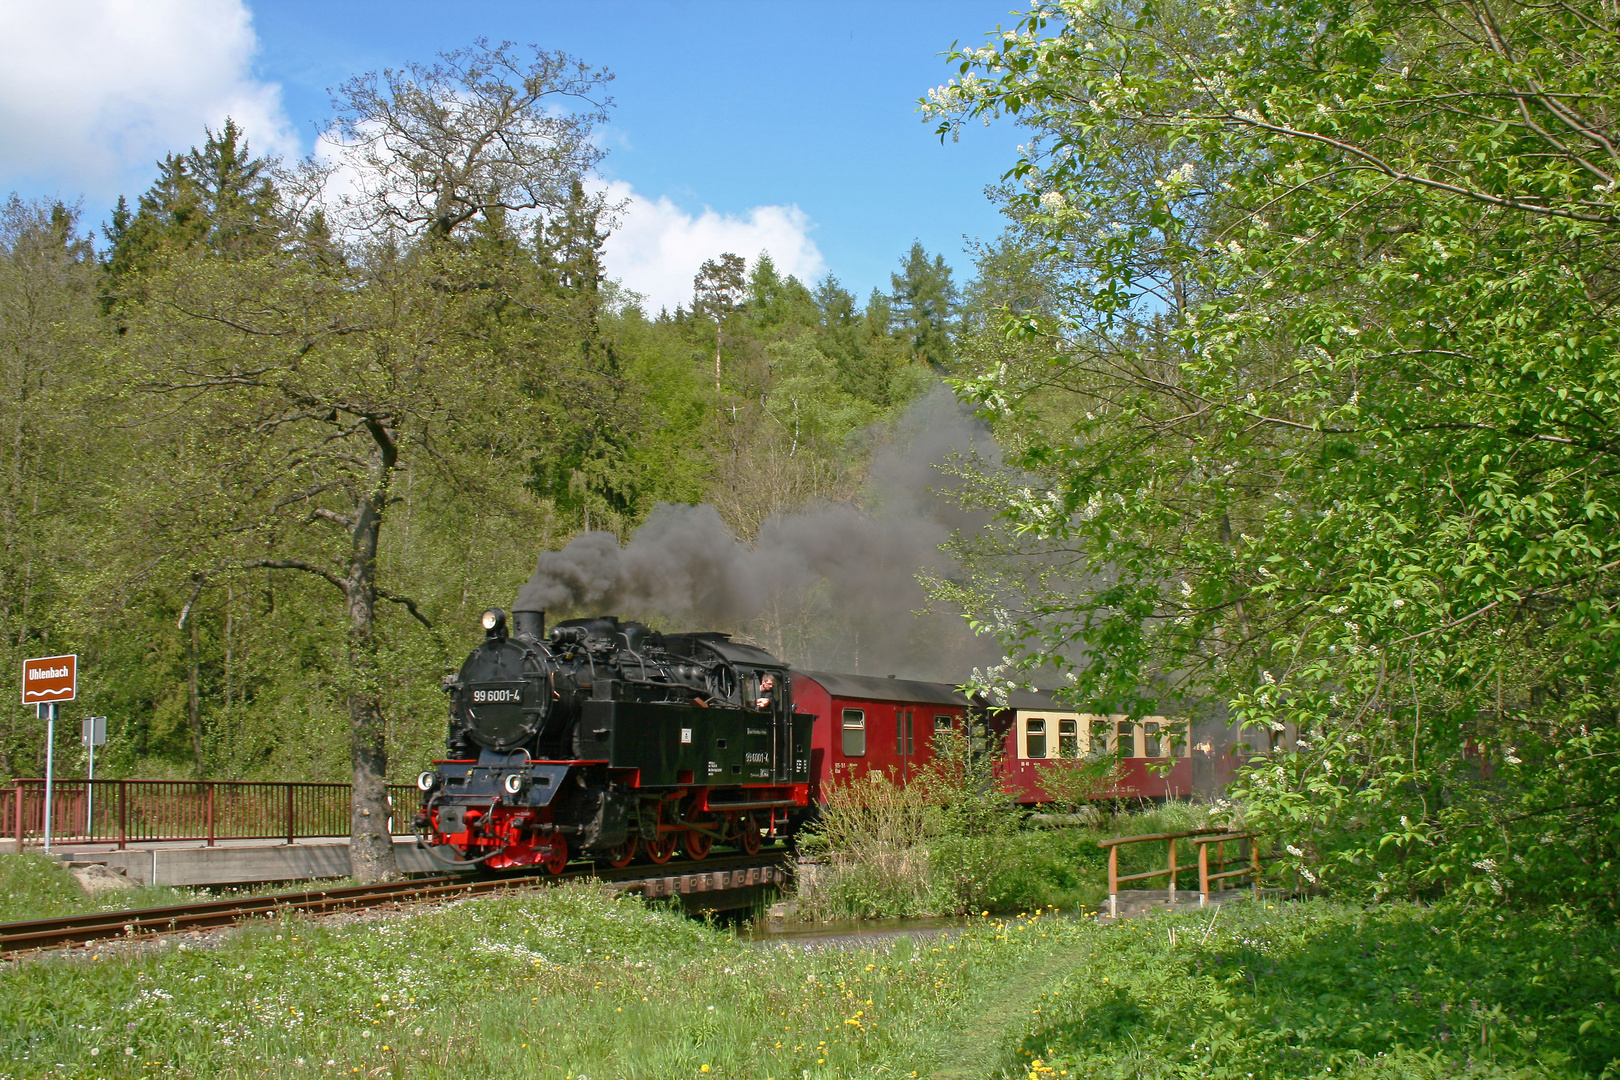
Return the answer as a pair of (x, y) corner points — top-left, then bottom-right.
(3, 779), (418, 849)
(1099, 827), (1268, 918)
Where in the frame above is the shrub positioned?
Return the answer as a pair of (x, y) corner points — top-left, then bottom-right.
(796, 727), (1208, 918)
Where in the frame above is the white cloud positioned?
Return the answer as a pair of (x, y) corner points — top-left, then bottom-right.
(599, 180), (825, 314)
(0, 0), (298, 198)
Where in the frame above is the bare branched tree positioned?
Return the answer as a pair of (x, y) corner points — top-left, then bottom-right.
(331, 39), (613, 241)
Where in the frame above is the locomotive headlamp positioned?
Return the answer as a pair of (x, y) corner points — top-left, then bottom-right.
(481, 608), (507, 638)
(502, 772), (525, 795)
(416, 771), (436, 792)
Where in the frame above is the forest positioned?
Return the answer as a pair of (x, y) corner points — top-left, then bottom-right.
(0, 43), (984, 793)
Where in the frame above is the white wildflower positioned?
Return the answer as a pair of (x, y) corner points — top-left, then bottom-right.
(1040, 190), (1067, 211)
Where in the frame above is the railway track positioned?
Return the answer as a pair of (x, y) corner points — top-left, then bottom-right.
(1, 850), (792, 958)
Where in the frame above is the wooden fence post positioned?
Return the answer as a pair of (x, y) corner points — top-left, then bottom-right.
(1167, 836), (1178, 905)
(1107, 845), (1118, 919)
(1251, 838), (1262, 899)
(1198, 839), (1210, 906)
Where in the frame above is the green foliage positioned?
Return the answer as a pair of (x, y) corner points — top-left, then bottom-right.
(930, 0), (1620, 910)
(1014, 902), (1619, 1080)
(1031, 753), (1123, 813)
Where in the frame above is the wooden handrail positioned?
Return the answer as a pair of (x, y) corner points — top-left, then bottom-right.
(1097, 827), (1225, 849)
(1192, 832), (1263, 907)
(1101, 827), (1265, 917)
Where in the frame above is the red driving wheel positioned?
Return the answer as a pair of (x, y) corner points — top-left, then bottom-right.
(645, 831), (678, 864)
(738, 822), (762, 856)
(684, 829), (712, 861)
(543, 833), (569, 875)
(607, 836), (637, 868)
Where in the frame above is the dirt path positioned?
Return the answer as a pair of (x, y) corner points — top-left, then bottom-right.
(924, 943), (1090, 1080)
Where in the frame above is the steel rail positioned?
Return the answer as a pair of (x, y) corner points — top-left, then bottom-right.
(1, 851), (792, 958)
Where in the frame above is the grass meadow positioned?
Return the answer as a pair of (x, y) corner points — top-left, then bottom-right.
(2, 876), (1080, 1079)
(3, 820), (1613, 1080)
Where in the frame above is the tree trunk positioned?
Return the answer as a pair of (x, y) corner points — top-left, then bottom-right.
(346, 606), (398, 883)
(347, 422), (401, 883)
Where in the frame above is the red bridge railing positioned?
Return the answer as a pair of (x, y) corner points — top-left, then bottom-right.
(3, 779), (418, 850)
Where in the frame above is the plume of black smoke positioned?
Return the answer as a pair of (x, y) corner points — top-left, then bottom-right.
(515, 388), (1003, 679)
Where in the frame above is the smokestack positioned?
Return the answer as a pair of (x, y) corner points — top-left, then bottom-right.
(512, 609), (545, 641)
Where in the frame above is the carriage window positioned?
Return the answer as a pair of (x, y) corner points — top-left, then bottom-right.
(1091, 718), (1112, 755)
(1058, 718), (1078, 759)
(1025, 717), (1047, 759)
(1144, 720), (1162, 757)
(1117, 720), (1136, 757)
(934, 714), (953, 732)
(841, 709), (866, 757)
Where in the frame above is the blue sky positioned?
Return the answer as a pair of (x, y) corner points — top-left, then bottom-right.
(0, 1), (1027, 312)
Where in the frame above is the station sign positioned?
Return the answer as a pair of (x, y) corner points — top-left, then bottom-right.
(21, 654), (76, 705)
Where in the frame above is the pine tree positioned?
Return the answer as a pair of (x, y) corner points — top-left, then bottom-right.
(104, 119), (277, 291)
(692, 253), (747, 390)
(889, 241), (959, 370)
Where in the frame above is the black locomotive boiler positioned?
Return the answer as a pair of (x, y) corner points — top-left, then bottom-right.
(412, 607), (814, 872)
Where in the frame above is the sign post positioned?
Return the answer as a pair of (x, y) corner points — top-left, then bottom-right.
(82, 716), (106, 837)
(39, 703), (55, 850)
(23, 655), (77, 852)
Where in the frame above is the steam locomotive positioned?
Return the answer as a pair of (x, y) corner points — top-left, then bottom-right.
(412, 607), (814, 872)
